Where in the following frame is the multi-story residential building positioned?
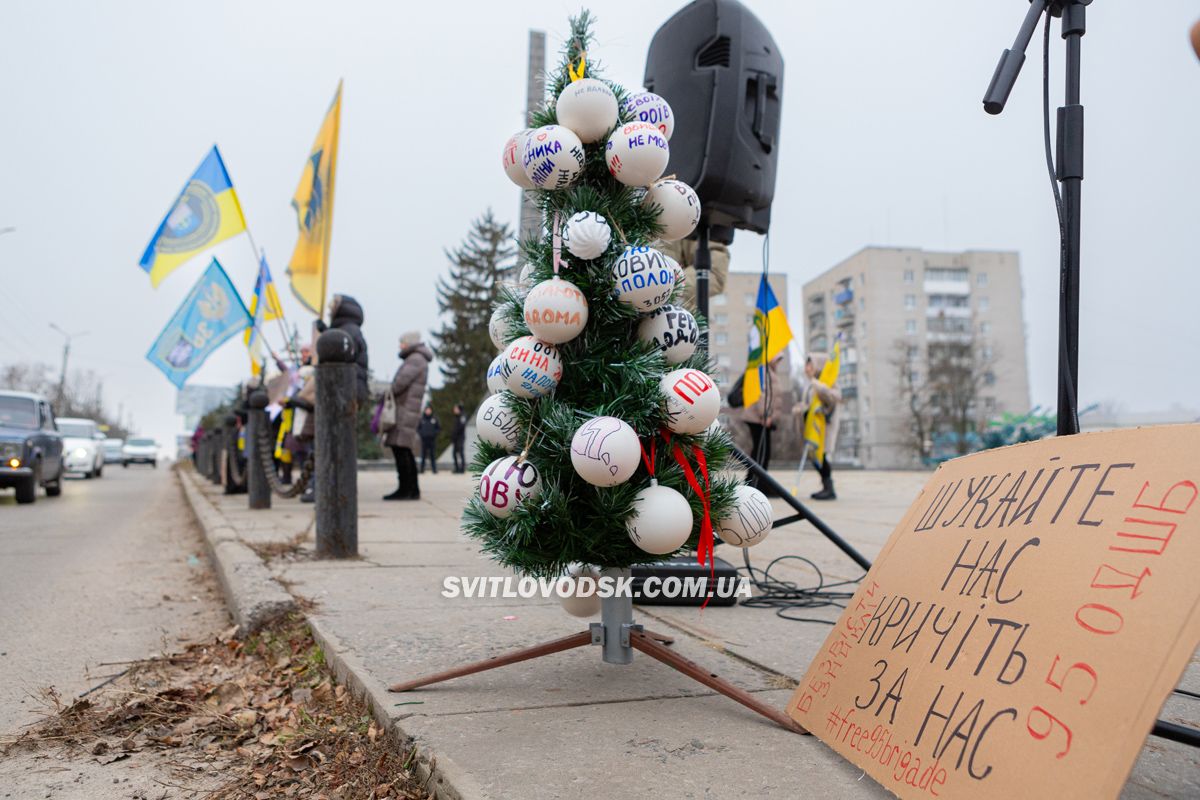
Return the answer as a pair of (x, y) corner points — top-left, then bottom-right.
(802, 247), (1031, 469)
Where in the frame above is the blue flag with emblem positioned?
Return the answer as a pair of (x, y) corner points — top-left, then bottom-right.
(146, 259), (252, 388)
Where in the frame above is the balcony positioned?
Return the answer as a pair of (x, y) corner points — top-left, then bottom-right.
(926, 306), (972, 319)
(833, 307), (855, 326)
(833, 288), (854, 305)
(924, 280), (970, 296)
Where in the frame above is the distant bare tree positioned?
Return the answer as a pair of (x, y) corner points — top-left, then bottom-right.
(892, 338), (999, 459)
(0, 361), (130, 436)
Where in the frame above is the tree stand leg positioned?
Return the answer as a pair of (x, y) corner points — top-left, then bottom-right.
(387, 570), (804, 733)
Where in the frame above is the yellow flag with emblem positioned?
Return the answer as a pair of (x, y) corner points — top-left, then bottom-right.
(803, 340), (841, 465)
(287, 81), (342, 315)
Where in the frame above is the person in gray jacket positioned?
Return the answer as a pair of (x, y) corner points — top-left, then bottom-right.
(382, 332), (433, 500)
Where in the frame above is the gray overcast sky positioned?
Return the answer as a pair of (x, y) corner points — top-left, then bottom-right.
(2, 1), (1198, 452)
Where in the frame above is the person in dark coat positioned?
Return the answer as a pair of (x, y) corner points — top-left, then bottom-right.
(417, 405), (441, 474)
(450, 403), (468, 473)
(322, 294), (369, 404)
(383, 332), (432, 500)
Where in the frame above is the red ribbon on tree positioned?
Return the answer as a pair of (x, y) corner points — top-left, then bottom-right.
(663, 431), (715, 608)
(638, 435), (657, 477)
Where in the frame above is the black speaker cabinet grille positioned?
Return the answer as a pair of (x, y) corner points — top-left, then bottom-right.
(697, 35), (731, 67)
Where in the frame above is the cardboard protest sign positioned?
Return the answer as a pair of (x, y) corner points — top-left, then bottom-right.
(788, 425), (1200, 799)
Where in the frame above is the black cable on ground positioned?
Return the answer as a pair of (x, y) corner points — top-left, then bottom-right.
(738, 548), (864, 625)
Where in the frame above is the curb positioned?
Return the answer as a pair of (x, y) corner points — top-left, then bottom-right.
(178, 467), (296, 634)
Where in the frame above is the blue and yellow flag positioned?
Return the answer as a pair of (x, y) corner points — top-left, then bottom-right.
(742, 275), (794, 408)
(803, 339), (842, 465)
(146, 259), (251, 388)
(139, 146), (247, 287)
(287, 82), (342, 314)
(244, 253), (284, 375)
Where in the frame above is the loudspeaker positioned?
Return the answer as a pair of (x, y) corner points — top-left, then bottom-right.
(644, 0), (783, 241)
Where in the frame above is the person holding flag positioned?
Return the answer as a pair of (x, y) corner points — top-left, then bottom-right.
(739, 274), (794, 493)
(797, 342), (843, 501)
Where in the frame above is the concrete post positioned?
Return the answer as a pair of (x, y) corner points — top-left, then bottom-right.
(246, 389), (271, 510)
(314, 329), (358, 558)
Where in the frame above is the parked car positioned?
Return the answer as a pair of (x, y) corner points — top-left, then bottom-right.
(122, 437), (158, 468)
(57, 417), (105, 478)
(0, 390), (64, 503)
(103, 437), (125, 464)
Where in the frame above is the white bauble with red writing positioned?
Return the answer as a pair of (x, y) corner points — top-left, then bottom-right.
(570, 416), (640, 487)
(627, 481), (694, 555)
(660, 368), (720, 434)
(555, 78), (619, 144)
(623, 91), (675, 140)
(475, 393), (521, 452)
(523, 125), (586, 191)
(501, 130), (535, 189)
(523, 278), (588, 345)
(486, 353), (507, 394)
(501, 336), (563, 399)
(559, 564), (602, 618)
(479, 455), (542, 519)
(644, 179), (701, 241)
(605, 122), (669, 187)
(562, 211), (611, 261)
(716, 485), (773, 548)
(638, 304), (698, 365)
(611, 245), (675, 312)
(489, 307), (514, 351)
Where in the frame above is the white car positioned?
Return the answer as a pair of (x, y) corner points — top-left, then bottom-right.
(122, 437), (158, 468)
(57, 417), (105, 478)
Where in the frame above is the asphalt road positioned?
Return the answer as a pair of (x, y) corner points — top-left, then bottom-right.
(0, 462), (227, 733)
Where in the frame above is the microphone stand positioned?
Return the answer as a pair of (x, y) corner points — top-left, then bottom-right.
(983, 0), (1087, 436)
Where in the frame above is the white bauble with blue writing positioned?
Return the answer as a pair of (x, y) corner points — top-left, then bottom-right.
(502, 130), (535, 189)
(570, 416), (641, 487)
(555, 78), (619, 144)
(605, 121), (670, 187)
(623, 92), (675, 140)
(489, 306), (515, 351)
(638, 304), (698, 365)
(486, 353), (508, 394)
(475, 392), (521, 452)
(627, 481), (694, 555)
(523, 125), (586, 191)
(501, 336), (564, 399)
(716, 485), (773, 548)
(611, 245), (675, 312)
(660, 368), (720, 434)
(644, 179), (701, 241)
(559, 564), (602, 617)
(665, 253), (685, 296)
(562, 211), (612, 260)
(479, 455), (542, 519)
(523, 277), (589, 345)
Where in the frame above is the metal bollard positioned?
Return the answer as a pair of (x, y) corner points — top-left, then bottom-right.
(314, 329), (358, 558)
(246, 390), (271, 509)
(208, 429), (223, 484)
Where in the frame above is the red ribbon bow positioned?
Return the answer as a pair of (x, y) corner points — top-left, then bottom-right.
(661, 431), (715, 608)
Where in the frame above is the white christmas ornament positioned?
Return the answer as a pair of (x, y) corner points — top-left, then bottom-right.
(501, 130), (535, 189)
(562, 211), (612, 260)
(664, 253), (686, 294)
(501, 336), (563, 399)
(627, 481), (694, 555)
(517, 262), (536, 289)
(611, 245), (675, 312)
(486, 353), (507, 394)
(605, 121), (669, 187)
(479, 455), (542, 518)
(570, 416), (640, 487)
(716, 485), (773, 548)
(638, 304), (698, 365)
(523, 278), (589, 344)
(644, 179), (701, 241)
(660, 368), (720, 434)
(559, 564), (602, 618)
(623, 92), (675, 140)
(555, 78), (619, 143)
(475, 393), (521, 452)
(523, 125), (586, 190)
(489, 307), (514, 351)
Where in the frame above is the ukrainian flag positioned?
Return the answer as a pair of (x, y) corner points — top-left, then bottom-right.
(244, 254), (284, 375)
(139, 146), (247, 287)
(742, 274), (794, 407)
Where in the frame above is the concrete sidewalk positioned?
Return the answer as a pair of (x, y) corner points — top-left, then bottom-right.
(179, 465), (1200, 799)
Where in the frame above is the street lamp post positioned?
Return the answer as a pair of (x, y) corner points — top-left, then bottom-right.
(49, 324), (88, 410)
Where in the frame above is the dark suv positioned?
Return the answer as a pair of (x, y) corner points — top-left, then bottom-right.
(0, 390), (64, 504)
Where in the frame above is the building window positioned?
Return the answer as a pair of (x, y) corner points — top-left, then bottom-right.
(925, 267), (969, 282)
(905, 319), (917, 335)
(984, 396), (997, 412)
(978, 297), (989, 312)
(980, 321), (991, 335)
(713, 332), (729, 346)
(982, 345), (993, 360)
(977, 272), (989, 287)
(984, 370), (996, 386)
(907, 345), (920, 360)
(714, 313), (728, 326)
(717, 354), (731, 367)
(744, 293), (754, 306)
(903, 269), (914, 284)
(904, 294), (916, 310)
(712, 294), (727, 306)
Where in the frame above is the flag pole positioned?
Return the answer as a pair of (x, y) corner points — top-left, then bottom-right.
(242, 228), (299, 365)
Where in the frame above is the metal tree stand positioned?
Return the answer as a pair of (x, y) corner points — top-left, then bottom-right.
(388, 568), (805, 733)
